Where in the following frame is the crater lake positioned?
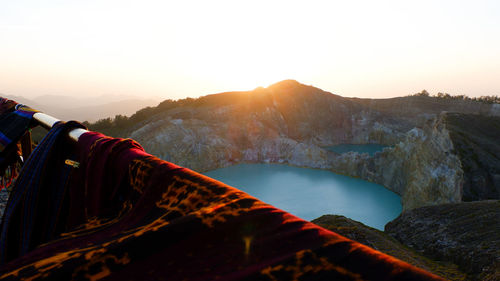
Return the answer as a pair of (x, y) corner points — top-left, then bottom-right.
(205, 163), (402, 230)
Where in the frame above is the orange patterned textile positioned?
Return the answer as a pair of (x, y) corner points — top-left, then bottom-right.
(0, 132), (445, 280)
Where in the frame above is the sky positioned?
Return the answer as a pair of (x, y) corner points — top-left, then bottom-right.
(1, 0), (500, 100)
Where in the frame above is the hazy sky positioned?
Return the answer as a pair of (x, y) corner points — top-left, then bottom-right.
(1, 0), (500, 100)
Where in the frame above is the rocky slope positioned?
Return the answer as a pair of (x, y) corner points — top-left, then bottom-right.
(313, 215), (466, 281)
(385, 201), (500, 281)
(127, 80), (413, 171)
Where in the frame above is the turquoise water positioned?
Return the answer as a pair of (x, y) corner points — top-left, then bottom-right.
(205, 164), (401, 230)
(326, 144), (387, 156)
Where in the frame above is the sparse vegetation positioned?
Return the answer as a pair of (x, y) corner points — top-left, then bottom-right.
(412, 90), (500, 104)
(84, 99), (186, 137)
(84, 94), (245, 137)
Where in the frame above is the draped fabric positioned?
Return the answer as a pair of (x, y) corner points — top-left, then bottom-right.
(0, 121), (86, 263)
(0, 99), (38, 191)
(0, 98), (20, 191)
(0, 131), (444, 280)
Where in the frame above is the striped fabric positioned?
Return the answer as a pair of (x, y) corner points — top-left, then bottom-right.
(0, 99), (37, 191)
(0, 132), (444, 280)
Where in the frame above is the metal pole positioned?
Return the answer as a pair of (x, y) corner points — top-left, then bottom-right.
(15, 105), (88, 141)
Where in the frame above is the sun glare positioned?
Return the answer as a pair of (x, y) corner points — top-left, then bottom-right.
(163, 0), (333, 93)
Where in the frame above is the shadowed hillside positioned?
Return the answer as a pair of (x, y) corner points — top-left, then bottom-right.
(386, 201), (500, 281)
(313, 215), (467, 281)
(444, 113), (500, 201)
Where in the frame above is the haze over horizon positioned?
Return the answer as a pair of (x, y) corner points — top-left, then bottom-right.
(1, 0), (500, 101)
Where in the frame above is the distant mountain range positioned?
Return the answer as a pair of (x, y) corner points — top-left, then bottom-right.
(1, 94), (160, 122)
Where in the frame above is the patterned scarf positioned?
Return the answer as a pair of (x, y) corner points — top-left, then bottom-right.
(0, 132), (443, 280)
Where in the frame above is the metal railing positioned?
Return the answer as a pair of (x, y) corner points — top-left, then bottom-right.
(15, 104), (88, 141)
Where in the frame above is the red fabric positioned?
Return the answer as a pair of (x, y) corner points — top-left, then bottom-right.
(0, 132), (444, 280)
(76, 133), (149, 219)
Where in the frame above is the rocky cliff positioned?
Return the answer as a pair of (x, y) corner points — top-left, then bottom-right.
(385, 201), (500, 281)
(331, 112), (500, 210)
(330, 114), (464, 210)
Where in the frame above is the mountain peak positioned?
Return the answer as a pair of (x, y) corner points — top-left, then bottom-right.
(268, 79), (303, 90)
(266, 79), (338, 99)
